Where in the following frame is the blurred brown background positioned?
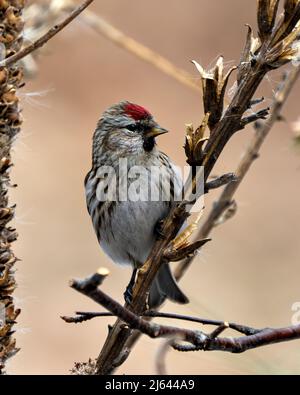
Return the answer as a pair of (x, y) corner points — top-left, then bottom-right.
(7, 0), (300, 374)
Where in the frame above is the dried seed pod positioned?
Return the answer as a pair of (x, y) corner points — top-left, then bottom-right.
(11, 0), (25, 9)
(9, 68), (23, 85)
(184, 113), (210, 165)
(0, 251), (12, 264)
(257, 0), (280, 39)
(192, 58), (236, 131)
(164, 238), (211, 262)
(4, 7), (24, 32)
(0, 157), (10, 172)
(0, 68), (8, 85)
(0, 267), (9, 286)
(0, 207), (12, 219)
(284, 0), (300, 21)
(0, 0), (9, 10)
(2, 88), (18, 104)
(6, 230), (17, 243)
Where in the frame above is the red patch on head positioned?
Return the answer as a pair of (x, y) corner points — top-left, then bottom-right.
(124, 103), (151, 121)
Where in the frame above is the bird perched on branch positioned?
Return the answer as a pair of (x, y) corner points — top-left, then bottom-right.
(85, 101), (188, 308)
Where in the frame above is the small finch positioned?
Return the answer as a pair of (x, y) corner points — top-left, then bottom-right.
(85, 101), (188, 308)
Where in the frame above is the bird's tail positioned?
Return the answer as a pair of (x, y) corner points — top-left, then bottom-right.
(148, 263), (189, 309)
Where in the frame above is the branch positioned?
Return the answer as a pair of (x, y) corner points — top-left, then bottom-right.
(174, 64), (300, 280)
(69, 272), (204, 345)
(0, 0), (95, 69)
(155, 338), (174, 375)
(23, 1), (201, 90)
(173, 325), (300, 353)
(62, 311), (112, 324)
(240, 107), (270, 128)
(62, 309), (260, 336)
(205, 173), (237, 193)
(69, 272), (300, 355)
(80, 9), (200, 92)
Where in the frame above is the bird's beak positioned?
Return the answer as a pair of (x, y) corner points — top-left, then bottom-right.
(145, 126), (168, 138)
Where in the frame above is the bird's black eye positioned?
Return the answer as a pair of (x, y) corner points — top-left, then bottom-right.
(126, 124), (137, 132)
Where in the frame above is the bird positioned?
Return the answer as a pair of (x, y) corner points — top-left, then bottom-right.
(84, 101), (189, 308)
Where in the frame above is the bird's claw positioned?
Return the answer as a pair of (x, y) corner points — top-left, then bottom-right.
(124, 286), (133, 305)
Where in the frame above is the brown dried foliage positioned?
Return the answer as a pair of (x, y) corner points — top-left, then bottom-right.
(0, 0), (24, 374)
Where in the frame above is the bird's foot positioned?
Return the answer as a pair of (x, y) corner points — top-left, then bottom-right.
(124, 285), (133, 305)
(124, 268), (138, 305)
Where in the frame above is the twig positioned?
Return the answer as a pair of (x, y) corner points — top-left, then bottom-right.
(205, 173), (237, 193)
(240, 107), (270, 128)
(62, 312), (112, 323)
(147, 312), (260, 336)
(155, 338), (174, 375)
(62, 309), (260, 336)
(0, 0), (95, 69)
(80, 9), (200, 92)
(208, 323), (229, 340)
(23, 1), (200, 90)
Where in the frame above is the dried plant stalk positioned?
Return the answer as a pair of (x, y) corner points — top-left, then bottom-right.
(0, 0), (25, 374)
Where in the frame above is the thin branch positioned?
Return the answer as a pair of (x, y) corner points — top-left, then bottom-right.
(23, 1), (200, 90)
(240, 107), (270, 128)
(69, 273), (204, 344)
(155, 338), (174, 375)
(172, 342), (198, 352)
(62, 309), (260, 336)
(69, 272), (300, 355)
(208, 323), (229, 340)
(62, 312), (113, 324)
(147, 312), (260, 336)
(80, 9), (200, 92)
(249, 97), (265, 107)
(205, 173), (237, 193)
(0, 0), (95, 69)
